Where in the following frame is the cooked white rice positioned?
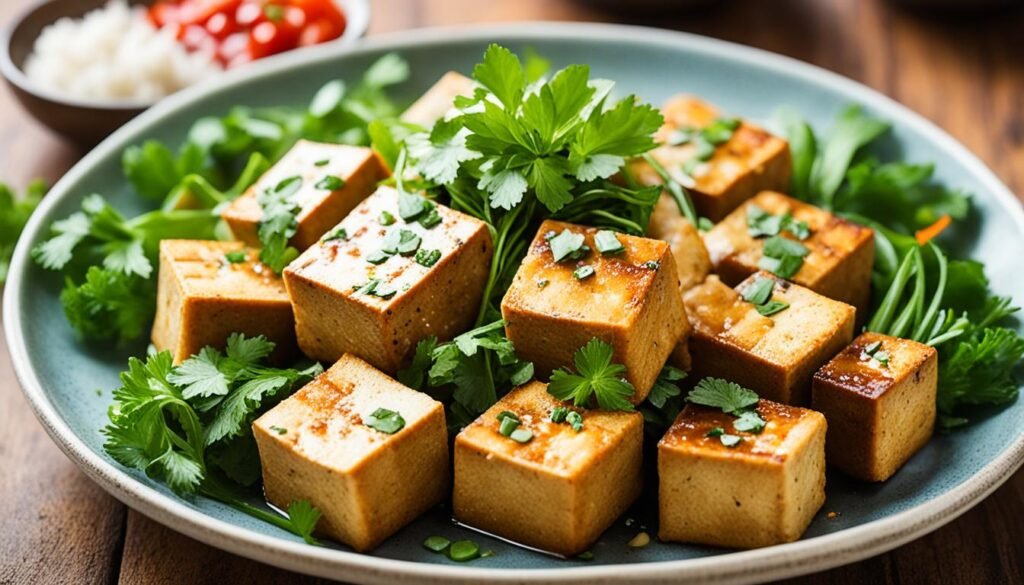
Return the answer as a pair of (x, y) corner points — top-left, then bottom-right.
(23, 0), (223, 102)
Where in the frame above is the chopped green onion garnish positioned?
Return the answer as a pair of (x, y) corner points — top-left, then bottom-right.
(550, 406), (568, 423)
(498, 416), (519, 436)
(224, 250), (246, 264)
(322, 226), (348, 242)
(379, 211), (396, 225)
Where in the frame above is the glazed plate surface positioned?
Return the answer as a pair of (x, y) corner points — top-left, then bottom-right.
(5, 22), (1023, 585)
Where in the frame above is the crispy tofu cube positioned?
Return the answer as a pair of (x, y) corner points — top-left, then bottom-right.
(501, 220), (688, 402)
(685, 273), (855, 405)
(401, 72), (475, 127)
(647, 194), (712, 292)
(630, 95), (791, 221)
(703, 191), (875, 314)
(659, 401), (826, 549)
(812, 332), (938, 482)
(151, 240), (295, 363)
(253, 354), (449, 552)
(221, 140), (388, 251)
(283, 187), (492, 373)
(453, 381), (643, 556)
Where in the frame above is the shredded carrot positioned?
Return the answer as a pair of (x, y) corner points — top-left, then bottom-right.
(915, 214), (952, 245)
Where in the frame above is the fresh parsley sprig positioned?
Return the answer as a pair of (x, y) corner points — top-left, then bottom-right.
(398, 320), (534, 426)
(548, 338), (635, 411)
(103, 334), (325, 541)
(686, 378), (766, 447)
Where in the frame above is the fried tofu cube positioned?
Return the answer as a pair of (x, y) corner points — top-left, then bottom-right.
(283, 187), (492, 373)
(221, 140), (388, 251)
(501, 220), (688, 402)
(253, 354), (449, 552)
(685, 273), (855, 405)
(630, 95), (791, 221)
(453, 381), (643, 556)
(647, 194), (712, 292)
(659, 401), (826, 549)
(151, 240), (295, 363)
(812, 332), (938, 482)
(401, 71), (475, 127)
(703, 191), (875, 314)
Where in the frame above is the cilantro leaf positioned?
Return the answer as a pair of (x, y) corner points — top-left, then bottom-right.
(285, 500), (323, 545)
(472, 44), (525, 110)
(570, 97), (663, 160)
(686, 378), (759, 415)
(256, 176), (302, 274)
(0, 180), (44, 283)
(60, 267), (155, 343)
(547, 338), (635, 411)
(168, 347), (231, 400)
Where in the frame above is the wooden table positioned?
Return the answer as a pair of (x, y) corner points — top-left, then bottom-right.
(1, 0), (1022, 583)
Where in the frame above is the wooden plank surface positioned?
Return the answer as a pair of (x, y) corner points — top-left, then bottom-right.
(1, 0), (1022, 584)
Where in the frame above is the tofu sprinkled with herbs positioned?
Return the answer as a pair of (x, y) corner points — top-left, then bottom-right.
(221, 141), (388, 272)
(502, 220), (687, 402)
(704, 191), (875, 313)
(454, 381), (643, 556)
(284, 186), (493, 372)
(253, 354), (449, 552)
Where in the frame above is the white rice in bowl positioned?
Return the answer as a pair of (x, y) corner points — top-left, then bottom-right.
(23, 0), (223, 102)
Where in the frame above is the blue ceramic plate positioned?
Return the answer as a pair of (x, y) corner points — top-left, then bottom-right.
(5, 23), (1023, 584)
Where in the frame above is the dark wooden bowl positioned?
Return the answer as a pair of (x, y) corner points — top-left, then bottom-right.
(1, 0), (153, 146)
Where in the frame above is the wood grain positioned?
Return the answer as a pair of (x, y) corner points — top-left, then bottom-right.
(0, 321), (126, 585)
(1, 0), (1021, 584)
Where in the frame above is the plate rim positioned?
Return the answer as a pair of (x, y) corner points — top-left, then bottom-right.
(5, 21), (1024, 585)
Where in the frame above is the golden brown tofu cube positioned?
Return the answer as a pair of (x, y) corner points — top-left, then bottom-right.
(253, 354), (449, 552)
(221, 140), (388, 251)
(659, 401), (826, 549)
(401, 71), (475, 127)
(453, 381), (643, 556)
(685, 273), (855, 405)
(630, 95), (791, 221)
(812, 332), (938, 482)
(151, 240), (295, 363)
(647, 194), (712, 293)
(703, 191), (875, 315)
(283, 187), (492, 373)
(501, 220), (688, 402)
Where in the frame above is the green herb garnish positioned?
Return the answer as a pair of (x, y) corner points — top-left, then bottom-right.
(269, 425), (287, 435)
(224, 250), (246, 264)
(365, 408), (405, 434)
(594, 230), (625, 255)
(379, 210), (396, 225)
(573, 265), (595, 280)
(423, 536), (451, 553)
(448, 539), (481, 562)
(548, 338), (634, 411)
(758, 235), (810, 279)
(322, 226), (348, 242)
(719, 434), (742, 448)
(315, 175), (345, 191)
(314, 158), (330, 167)
(550, 230), (586, 262)
(566, 410), (583, 432)
(509, 428), (533, 443)
(550, 406), (569, 423)
(415, 248), (442, 267)
(256, 175), (303, 274)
